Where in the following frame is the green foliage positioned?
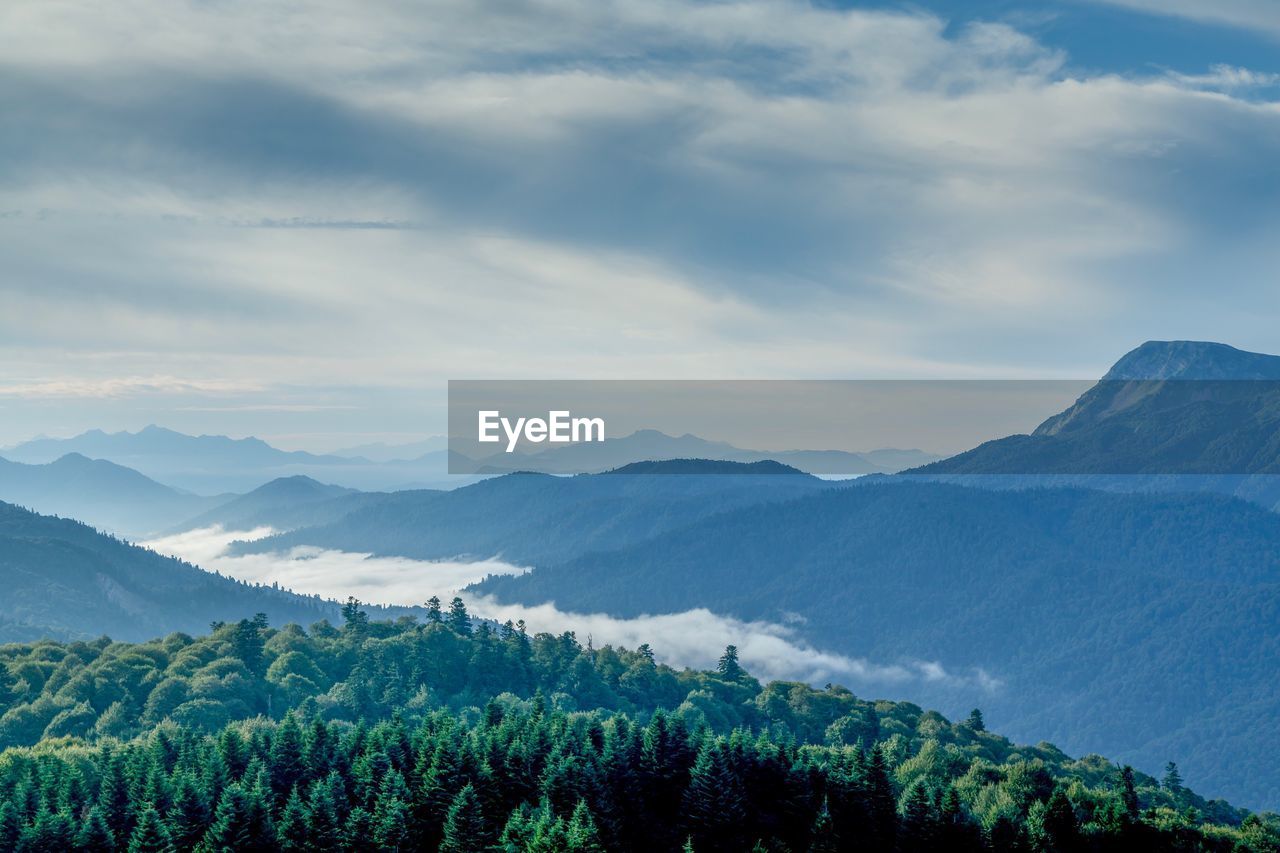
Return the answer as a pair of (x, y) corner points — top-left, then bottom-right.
(0, 617), (1274, 851)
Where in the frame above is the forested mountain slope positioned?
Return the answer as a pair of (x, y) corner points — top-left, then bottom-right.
(0, 501), (341, 642)
(474, 480), (1280, 810)
(1, 610), (1274, 851)
(235, 460), (833, 565)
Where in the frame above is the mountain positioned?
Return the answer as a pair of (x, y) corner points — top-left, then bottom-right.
(234, 459), (836, 565)
(0, 453), (231, 538)
(3, 426), (468, 493)
(0, 500), (342, 642)
(464, 428), (940, 476)
(912, 341), (1280, 478)
(1102, 339), (1280, 380)
(168, 475), (385, 534)
(472, 480), (1280, 809)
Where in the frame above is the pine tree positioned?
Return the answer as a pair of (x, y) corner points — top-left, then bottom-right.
(809, 798), (838, 853)
(0, 801), (22, 853)
(307, 773), (344, 852)
(1028, 788), (1080, 853)
(373, 789), (411, 852)
(202, 782), (275, 852)
(98, 751), (135, 842)
(683, 739), (747, 852)
(76, 805), (116, 852)
(441, 783), (487, 853)
(167, 772), (211, 851)
(866, 744), (897, 852)
(425, 596), (443, 623)
(270, 715), (307, 799)
(342, 807), (375, 850)
(1162, 762), (1183, 794)
(276, 788), (311, 852)
(21, 807), (77, 852)
(127, 806), (176, 853)
(1119, 766), (1140, 820)
(342, 597), (369, 634)
(231, 618), (266, 676)
(964, 708), (986, 732)
(898, 780), (935, 853)
(447, 597), (472, 635)
(566, 800), (606, 853)
(716, 645), (744, 680)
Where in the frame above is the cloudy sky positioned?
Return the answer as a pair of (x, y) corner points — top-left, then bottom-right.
(2, 0), (1278, 450)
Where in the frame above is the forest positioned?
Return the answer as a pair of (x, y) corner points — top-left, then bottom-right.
(1, 602), (1276, 851)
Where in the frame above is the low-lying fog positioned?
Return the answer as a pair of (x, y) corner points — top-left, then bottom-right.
(143, 526), (999, 695)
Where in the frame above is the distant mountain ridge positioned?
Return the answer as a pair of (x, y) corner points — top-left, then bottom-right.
(465, 428), (940, 475)
(0, 453), (229, 538)
(235, 459), (834, 565)
(3, 426), (466, 493)
(167, 475), (386, 535)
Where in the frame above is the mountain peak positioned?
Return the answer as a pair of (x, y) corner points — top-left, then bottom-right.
(1103, 340), (1280, 380)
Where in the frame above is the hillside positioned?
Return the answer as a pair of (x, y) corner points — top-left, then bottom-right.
(235, 460), (835, 565)
(0, 501), (340, 642)
(168, 475), (385, 534)
(0, 453), (230, 538)
(474, 480), (1280, 810)
(913, 341), (1280, 480)
(1, 613), (1273, 851)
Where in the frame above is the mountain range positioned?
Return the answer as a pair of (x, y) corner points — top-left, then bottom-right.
(3, 339), (1280, 810)
(234, 459), (835, 565)
(1, 426), (459, 493)
(460, 428), (940, 475)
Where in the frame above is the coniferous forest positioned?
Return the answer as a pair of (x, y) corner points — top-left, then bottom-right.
(1, 601), (1276, 851)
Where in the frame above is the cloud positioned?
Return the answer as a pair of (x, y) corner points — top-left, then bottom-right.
(1167, 64), (1280, 91)
(2, 0), (1280, 447)
(1085, 1), (1280, 40)
(0, 375), (264, 399)
(142, 525), (1001, 691)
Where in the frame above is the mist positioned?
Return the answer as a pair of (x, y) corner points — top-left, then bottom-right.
(143, 526), (1000, 692)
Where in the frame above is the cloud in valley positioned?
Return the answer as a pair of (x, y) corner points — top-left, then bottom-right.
(143, 526), (1001, 691)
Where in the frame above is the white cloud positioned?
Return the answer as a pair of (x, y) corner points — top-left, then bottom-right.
(2, 0), (1279, 438)
(1085, 0), (1280, 39)
(1168, 64), (1280, 91)
(0, 375), (264, 399)
(142, 525), (1001, 690)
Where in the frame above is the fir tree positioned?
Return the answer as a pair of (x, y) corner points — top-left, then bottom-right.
(276, 788), (311, 852)
(716, 645), (745, 680)
(441, 783), (487, 853)
(76, 805), (116, 852)
(566, 799), (606, 853)
(447, 597), (472, 635)
(127, 806), (176, 853)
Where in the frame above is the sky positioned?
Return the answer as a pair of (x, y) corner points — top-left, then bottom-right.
(2, 0), (1278, 450)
